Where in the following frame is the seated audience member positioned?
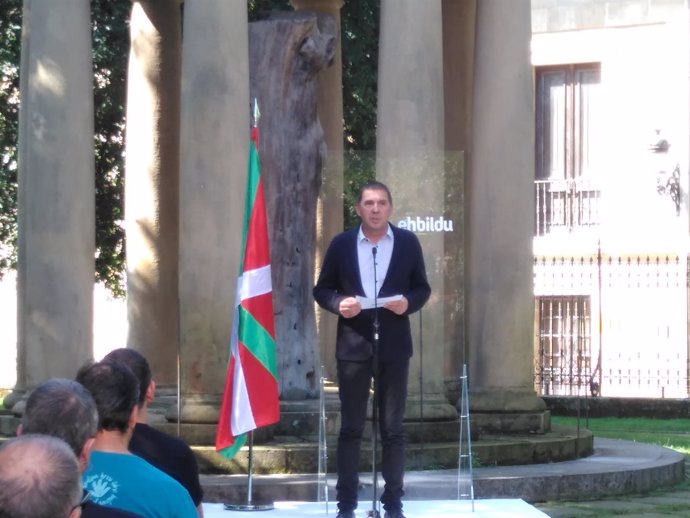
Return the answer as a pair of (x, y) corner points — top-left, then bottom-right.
(19, 378), (143, 518)
(76, 360), (198, 518)
(0, 434), (84, 518)
(104, 348), (204, 516)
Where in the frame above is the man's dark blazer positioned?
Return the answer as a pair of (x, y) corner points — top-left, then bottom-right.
(313, 224), (431, 362)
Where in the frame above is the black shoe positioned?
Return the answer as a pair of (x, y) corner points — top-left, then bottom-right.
(383, 510), (406, 518)
(336, 511), (355, 518)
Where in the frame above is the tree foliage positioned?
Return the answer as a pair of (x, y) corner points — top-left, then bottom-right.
(0, 0), (21, 276)
(342, 0), (378, 152)
(248, 0), (292, 20)
(341, 0), (378, 228)
(0, 0), (130, 295)
(91, 0), (130, 297)
(0, 0), (380, 294)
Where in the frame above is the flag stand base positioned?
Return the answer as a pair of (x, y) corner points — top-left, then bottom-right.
(223, 503), (274, 512)
(223, 432), (274, 511)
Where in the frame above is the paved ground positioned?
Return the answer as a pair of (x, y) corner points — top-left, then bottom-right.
(535, 458), (690, 517)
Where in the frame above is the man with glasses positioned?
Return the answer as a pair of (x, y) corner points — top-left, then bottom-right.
(0, 434), (83, 518)
(18, 378), (143, 518)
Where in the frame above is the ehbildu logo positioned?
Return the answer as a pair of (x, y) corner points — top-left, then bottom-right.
(398, 216), (454, 233)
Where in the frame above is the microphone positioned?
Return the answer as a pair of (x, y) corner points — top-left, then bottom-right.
(372, 246), (378, 295)
(372, 245), (378, 301)
(369, 244), (380, 518)
(372, 245), (379, 340)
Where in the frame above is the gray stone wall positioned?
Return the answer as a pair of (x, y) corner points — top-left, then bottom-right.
(532, 0), (685, 33)
(544, 395), (690, 418)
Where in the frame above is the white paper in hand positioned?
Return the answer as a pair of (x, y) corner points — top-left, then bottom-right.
(356, 294), (403, 310)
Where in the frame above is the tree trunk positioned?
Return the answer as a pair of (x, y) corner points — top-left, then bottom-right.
(249, 12), (336, 399)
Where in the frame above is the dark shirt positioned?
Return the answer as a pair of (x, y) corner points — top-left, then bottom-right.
(129, 422), (204, 507)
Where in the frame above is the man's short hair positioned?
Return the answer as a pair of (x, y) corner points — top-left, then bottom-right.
(76, 360), (140, 434)
(21, 378), (98, 457)
(0, 434), (83, 518)
(103, 348), (152, 406)
(356, 180), (393, 205)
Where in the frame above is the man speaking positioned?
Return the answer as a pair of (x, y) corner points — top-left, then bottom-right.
(313, 180), (431, 518)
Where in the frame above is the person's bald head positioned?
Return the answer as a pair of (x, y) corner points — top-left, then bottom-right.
(0, 434), (83, 518)
(21, 378), (98, 459)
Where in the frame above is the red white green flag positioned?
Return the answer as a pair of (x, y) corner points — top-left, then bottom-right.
(216, 120), (280, 460)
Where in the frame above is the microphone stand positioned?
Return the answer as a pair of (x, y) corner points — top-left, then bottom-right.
(367, 245), (381, 518)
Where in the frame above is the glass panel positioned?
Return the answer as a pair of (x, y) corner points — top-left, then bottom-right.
(335, 151), (465, 384)
(576, 67), (602, 178)
(540, 70), (567, 180)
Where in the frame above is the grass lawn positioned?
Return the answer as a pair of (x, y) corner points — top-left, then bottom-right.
(552, 415), (690, 455)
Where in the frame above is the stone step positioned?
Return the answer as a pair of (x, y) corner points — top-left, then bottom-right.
(0, 415), (592, 475)
(151, 416), (476, 447)
(192, 426), (594, 475)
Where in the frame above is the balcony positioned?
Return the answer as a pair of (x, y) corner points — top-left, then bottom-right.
(535, 178), (601, 236)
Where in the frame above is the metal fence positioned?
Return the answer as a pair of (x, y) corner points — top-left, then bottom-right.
(533, 253), (689, 398)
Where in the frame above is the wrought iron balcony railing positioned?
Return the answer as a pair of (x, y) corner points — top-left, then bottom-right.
(535, 178), (601, 236)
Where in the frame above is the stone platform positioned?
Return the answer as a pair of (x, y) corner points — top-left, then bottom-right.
(1, 410), (683, 504)
(200, 438), (685, 504)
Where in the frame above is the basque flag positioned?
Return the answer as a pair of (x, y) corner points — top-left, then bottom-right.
(216, 117), (279, 459)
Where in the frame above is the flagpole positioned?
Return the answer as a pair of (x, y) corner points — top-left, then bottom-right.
(221, 98), (277, 512)
(176, 296), (181, 438)
(246, 432), (254, 506)
(318, 365), (329, 513)
(224, 431), (274, 511)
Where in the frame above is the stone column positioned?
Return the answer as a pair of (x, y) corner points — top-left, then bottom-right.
(441, 0), (475, 401)
(467, 0), (547, 432)
(377, 0), (456, 422)
(173, 0), (249, 443)
(290, 0), (344, 383)
(125, 0), (181, 387)
(10, 0), (95, 410)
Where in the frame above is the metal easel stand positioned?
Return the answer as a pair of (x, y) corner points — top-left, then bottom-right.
(224, 432), (274, 511)
(456, 364), (475, 512)
(418, 309), (424, 468)
(366, 363), (380, 518)
(318, 366), (330, 513)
